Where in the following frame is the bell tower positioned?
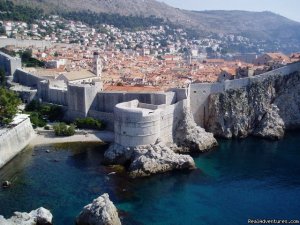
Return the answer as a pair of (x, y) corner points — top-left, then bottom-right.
(93, 52), (102, 78)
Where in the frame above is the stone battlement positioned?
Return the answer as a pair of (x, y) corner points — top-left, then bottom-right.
(3, 52), (300, 148)
(190, 61), (300, 126)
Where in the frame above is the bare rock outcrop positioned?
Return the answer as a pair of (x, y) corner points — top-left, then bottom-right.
(0, 207), (53, 225)
(205, 72), (300, 140)
(76, 193), (121, 225)
(128, 141), (196, 178)
(175, 108), (217, 152)
(104, 141), (196, 178)
(104, 144), (133, 165)
(253, 105), (285, 139)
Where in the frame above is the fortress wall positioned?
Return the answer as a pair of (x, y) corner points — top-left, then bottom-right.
(190, 82), (224, 126)
(0, 52), (21, 76)
(160, 99), (187, 143)
(165, 92), (177, 105)
(67, 83), (102, 120)
(93, 92), (125, 113)
(114, 100), (162, 147)
(0, 115), (35, 169)
(14, 69), (42, 87)
(0, 38), (52, 48)
(48, 87), (68, 106)
(0, 53), (11, 75)
(67, 84), (86, 119)
(168, 88), (188, 102)
(124, 92), (167, 105)
(224, 77), (250, 90)
(9, 57), (22, 76)
(114, 99), (187, 147)
(189, 62), (300, 127)
(88, 110), (115, 131)
(37, 81), (49, 101)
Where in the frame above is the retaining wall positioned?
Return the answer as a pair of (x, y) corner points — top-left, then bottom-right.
(0, 115), (35, 169)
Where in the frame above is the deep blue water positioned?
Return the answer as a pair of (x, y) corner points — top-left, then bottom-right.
(0, 133), (300, 225)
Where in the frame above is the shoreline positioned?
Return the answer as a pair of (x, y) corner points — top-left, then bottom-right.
(29, 128), (114, 147)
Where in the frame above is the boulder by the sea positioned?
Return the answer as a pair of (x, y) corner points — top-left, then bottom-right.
(129, 141), (196, 178)
(76, 193), (121, 225)
(104, 141), (196, 178)
(104, 143), (133, 165)
(0, 207), (53, 225)
(175, 108), (218, 152)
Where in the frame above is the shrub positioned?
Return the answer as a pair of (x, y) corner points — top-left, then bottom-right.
(44, 125), (50, 130)
(75, 117), (105, 130)
(29, 112), (46, 128)
(53, 123), (75, 136)
(25, 100), (64, 122)
(25, 99), (41, 111)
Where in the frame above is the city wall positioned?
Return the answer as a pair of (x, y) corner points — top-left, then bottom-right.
(190, 61), (300, 127)
(5, 56), (300, 148)
(0, 115), (35, 169)
(0, 51), (21, 76)
(114, 99), (187, 147)
(0, 38), (74, 49)
(14, 69), (42, 87)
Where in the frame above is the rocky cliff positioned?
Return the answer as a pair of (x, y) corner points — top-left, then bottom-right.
(206, 72), (300, 139)
(174, 108), (218, 152)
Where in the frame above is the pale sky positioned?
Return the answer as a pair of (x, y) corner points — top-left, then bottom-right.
(159, 0), (300, 22)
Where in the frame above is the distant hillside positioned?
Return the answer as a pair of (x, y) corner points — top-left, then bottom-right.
(186, 10), (300, 42)
(7, 0), (300, 47)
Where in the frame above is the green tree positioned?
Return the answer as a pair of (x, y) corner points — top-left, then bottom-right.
(0, 88), (21, 125)
(0, 68), (6, 86)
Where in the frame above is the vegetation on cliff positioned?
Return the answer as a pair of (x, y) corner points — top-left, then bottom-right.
(0, 87), (21, 125)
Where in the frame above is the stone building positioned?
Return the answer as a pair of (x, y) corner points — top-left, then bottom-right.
(253, 53), (291, 68)
(0, 51), (22, 76)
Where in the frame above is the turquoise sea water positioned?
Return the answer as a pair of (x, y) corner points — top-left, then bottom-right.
(0, 133), (300, 225)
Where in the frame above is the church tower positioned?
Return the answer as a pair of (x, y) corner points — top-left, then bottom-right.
(93, 52), (102, 78)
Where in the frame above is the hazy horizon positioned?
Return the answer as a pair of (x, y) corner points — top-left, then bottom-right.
(159, 0), (300, 22)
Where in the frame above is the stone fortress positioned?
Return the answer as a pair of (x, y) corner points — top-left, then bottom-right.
(2, 50), (300, 174)
(0, 50), (300, 140)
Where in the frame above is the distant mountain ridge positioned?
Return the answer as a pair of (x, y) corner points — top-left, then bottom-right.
(9, 0), (300, 46)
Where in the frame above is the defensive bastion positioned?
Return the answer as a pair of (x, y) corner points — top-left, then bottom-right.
(2, 48), (300, 149)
